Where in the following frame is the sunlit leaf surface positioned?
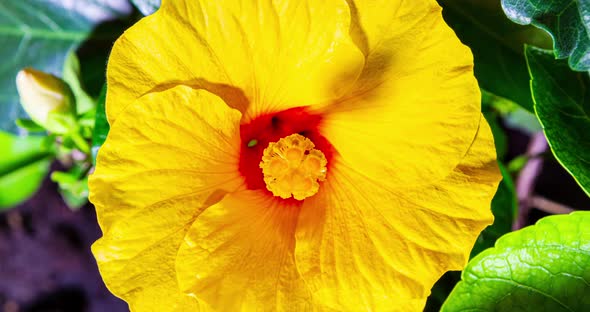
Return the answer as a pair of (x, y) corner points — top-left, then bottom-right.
(443, 212), (590, 311)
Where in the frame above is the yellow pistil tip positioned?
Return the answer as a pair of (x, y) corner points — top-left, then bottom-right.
(260, 134), (328, 200)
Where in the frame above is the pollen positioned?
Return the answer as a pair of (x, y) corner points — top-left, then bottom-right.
(259, 134), (328, 200)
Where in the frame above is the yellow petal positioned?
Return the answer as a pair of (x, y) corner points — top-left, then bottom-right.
(92, 198), (202, 312)
(317, 0), (481, 188)
(295, 116), (500, 311)
(176, 191), (311, 311)
(90, 85), (243, 310)
(106, 0), (364, 124)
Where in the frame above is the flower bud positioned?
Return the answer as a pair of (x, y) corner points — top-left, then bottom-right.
(16, 68), (75, 134)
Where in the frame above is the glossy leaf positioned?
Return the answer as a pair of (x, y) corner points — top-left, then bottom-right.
(438, 0), (552, 111)
(442, 212), (590, 311)
(131, 0), (160, 16)
(0, 131), (52, 209)
(503, 0), (590, 72)
(0, 0), (131, 134)
(91, 86), (108, 164)
(526, 46), (590, 196)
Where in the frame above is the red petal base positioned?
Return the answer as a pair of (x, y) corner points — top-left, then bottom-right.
(239, 107), (334, 199)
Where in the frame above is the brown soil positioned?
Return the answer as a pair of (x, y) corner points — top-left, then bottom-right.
(0, 176), (127, 312)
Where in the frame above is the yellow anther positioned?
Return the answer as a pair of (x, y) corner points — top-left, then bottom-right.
(260, 134), (328, 200)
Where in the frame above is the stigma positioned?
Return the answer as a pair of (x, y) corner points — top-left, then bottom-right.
(259, 134), (327, 200)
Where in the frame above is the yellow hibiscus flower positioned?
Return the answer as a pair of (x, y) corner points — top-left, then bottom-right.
(90, 0), (501, 311)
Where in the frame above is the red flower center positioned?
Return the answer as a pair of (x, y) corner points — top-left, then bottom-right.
(239, 107), (334, 198)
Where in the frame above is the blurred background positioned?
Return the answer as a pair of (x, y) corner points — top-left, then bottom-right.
(1, 0), (136, 311)
(1, 0), (589, 311)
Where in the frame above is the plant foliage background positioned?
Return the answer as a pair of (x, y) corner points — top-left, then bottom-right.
(0, 0), (589, 311)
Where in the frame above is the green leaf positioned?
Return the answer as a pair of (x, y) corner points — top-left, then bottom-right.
(507, 155), (529, 173)
(0, 158), (52, 210)
(438, 0), (552, 111)
(425, 272), (461, 312)
(442, 212), (590, 311)
(91, 86), (109, 164)
(503, 106), (543, 134)
(58, 178), (89, 209)
(481, 89), (543, 134)
(0, 132), (50, 174)
(63, 51), (95, 115)
(0, 0), (131, 134)
(68, 131), (90, 154)
(526, 46), (590, 196)
(131, 0), (160, 16)
(0, 131), (52, 209)
(502, 0), (590, 72)
(51, 167), (89, 210)
(483, 113), (508, 160)
(482, 92), (509, 159)
(15, 118), (45, 133)
(470, 163), (517, 257)
(77, 110), (98, 132)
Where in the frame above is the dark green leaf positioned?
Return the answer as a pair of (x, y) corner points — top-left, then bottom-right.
(482, 89), (543, 134)
(0, 131), (52, 209)
(131, 0), (160, 16)
(487, 115), (508, 158)
(502, 0), (590, 72)
(91, 86), (109, 164)
(482, 91), (510, 159)
(481, 90), (542, 135)
(442, 212), (590, 311)
(75, 17), (136, 98)
(438, 0), (552, 111)
(0, 0), (131, 134)
(470, 163), (517, 258)
(424, 272), (461, 312)
(526, 46), (590, 196)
